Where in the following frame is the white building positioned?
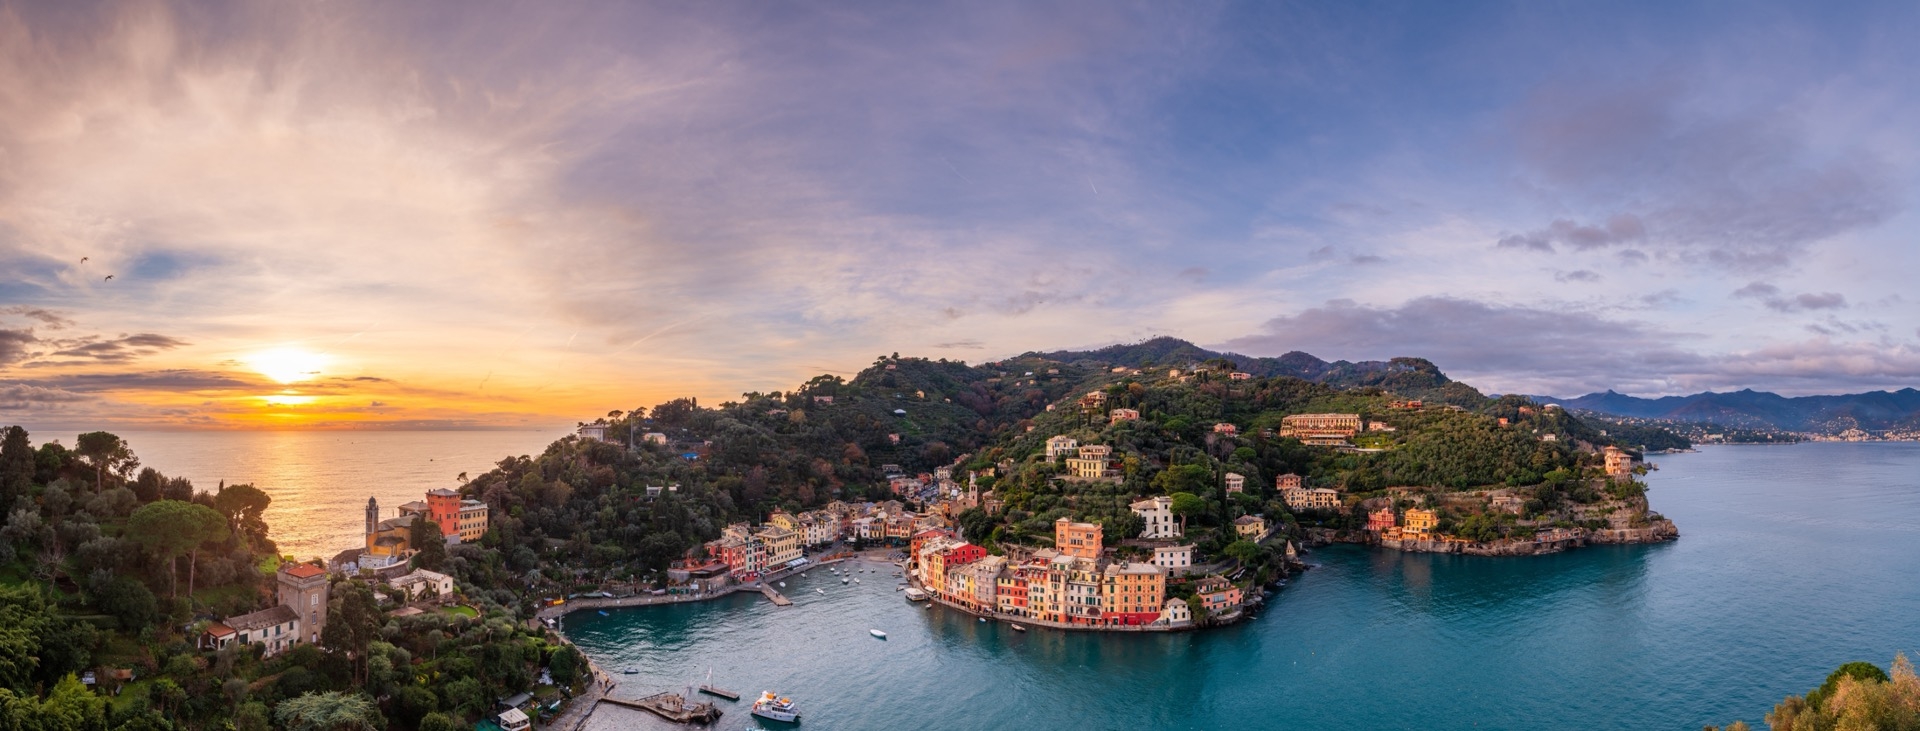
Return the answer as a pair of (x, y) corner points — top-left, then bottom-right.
(1156, 597), (1193, 627)
(1153, 544), (1195, 576)
(1045, 435), (1079, 462)
(1224, 473), (1245, 494)
(390, 569), (455, 603)
(1130, 496), (1181, 539)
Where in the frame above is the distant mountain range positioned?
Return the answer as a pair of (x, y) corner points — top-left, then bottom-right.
(1537, 389), (1920, 433)
(1026, 337), (1920, 434)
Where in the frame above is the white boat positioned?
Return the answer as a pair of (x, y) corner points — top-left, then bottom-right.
(853, 578), (860, 584)
(842, 578), (849, 584)
(904, 587), (928, 601)
(751, 691), (801, 723)
(1010, 623), (1027, 632)
(815, 588), (824, 595)
(869, 629), (887, 639)
(778, 582), (786, 587)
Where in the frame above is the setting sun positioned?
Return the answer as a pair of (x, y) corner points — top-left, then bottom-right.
(244, 347), (330, 384)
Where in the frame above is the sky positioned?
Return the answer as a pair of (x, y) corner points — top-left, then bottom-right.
(3, 0), (1919, 431)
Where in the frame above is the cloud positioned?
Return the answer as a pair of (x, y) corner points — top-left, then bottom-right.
(1219, 296), (1920, 396)
(1733, 282), (1848, 312)
(0, 307), (73, 329)
(0, 382), (92, 410)
(1500, 79), (1901, 270)
(43, 333), (188, 363)
(933, 340), (985, 350)
(1554, 269), (1602, 283)
(1499, 215), (1646, 253)
(0, 329), (33, 367)
(17, 370), (255, 394)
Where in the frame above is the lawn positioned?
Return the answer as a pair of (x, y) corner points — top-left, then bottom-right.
(441, 604), (478, 618)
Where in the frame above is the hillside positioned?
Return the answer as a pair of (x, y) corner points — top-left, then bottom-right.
(1546, 388), (1920, 433)
(1025, 337), (1488, 406)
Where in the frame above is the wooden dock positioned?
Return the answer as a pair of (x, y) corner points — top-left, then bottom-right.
(598, 692), (722, 724)
(761, 586), (791, 606)
(698, 685), (740, 700)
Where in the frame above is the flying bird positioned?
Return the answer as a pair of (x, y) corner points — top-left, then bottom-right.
(80, 256), (89, 263)
(103, 275), (114, 281)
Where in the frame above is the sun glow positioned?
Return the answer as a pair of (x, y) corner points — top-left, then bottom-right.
(261, 394), (317, 406)
(245, 347), (331, 384)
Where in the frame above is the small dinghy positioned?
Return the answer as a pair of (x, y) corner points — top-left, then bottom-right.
(869, 629), (887, 639)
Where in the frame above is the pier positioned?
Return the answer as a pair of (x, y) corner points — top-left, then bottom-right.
(598, 692), (723, 725)
(761, 585), (792, 606)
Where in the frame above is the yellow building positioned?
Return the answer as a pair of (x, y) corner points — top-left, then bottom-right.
(756, 525), (802, 568)
(1233, 515), (1268, 541)
(1403, 508), (1438, 537)
(1055, 517), (1103, 559)
(1279, 413), (1363, 439)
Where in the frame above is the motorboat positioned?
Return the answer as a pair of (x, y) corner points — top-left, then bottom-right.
(869, 629), (887, 639)
(751, 692), (801, 723)
(1010, 624), (1027, 632)
(815, 588), (825, 595)
(778, 581), (786, 587)
(842, 578), (849, 584)
(597, 610), (610, 616)
(977, 617), (986, 623)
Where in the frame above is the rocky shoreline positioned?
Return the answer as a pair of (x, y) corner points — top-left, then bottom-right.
(1304, 520), (1678, 557)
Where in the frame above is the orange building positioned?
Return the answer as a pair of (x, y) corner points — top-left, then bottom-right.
(1603, 446), (1632, 481)
(1055, 517), (1103, 559)
(1100, 562), (1167, 625)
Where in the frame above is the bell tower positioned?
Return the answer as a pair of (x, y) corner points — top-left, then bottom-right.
(365, 496), (379, 536)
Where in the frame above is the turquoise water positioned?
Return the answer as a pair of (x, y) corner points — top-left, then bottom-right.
(566, 443), (1920, 730)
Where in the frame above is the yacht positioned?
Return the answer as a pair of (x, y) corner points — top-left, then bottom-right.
(751, 692), (801, 723)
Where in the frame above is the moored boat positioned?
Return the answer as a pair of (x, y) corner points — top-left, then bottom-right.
(1010, 623), (1027, 632)
(869, 628), (887, 639)
(903, 587), (929, 601)
(751, 691), (801, 723)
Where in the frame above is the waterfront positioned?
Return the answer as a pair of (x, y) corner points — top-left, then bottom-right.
(79, 429), (560, 559)
(567, 443), (1920, 730)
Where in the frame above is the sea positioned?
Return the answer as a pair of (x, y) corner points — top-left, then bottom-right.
(562, 443), (1920, 730)
(72, 429), (562, 561)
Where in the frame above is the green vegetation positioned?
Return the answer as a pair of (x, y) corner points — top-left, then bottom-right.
(0, 425), (585, 731)
(1707, 655), (1919, 731)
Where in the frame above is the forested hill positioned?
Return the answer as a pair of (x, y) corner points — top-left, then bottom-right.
(1024, 337), (1489, 406)
(1545, 388), (1920, 433)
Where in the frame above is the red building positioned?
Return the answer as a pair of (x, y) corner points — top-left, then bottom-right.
(941, 542), (986, 567)
(1366, 507), (1396, 532)
(426, 489), (461, 538)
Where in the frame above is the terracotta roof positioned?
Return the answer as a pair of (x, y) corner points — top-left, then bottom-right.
(283, 563), (326, 579)
(203, 622), (236, 637)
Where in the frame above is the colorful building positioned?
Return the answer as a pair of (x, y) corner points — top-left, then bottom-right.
(1366, 507), (1397, 532)
(1224, 473), (1245, 493)
(1055, 517), (1104, 559)
(1233, 515), (1269, 542)
(1403, 508), (1438, 537)
(1100, 562), (1167, 625)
